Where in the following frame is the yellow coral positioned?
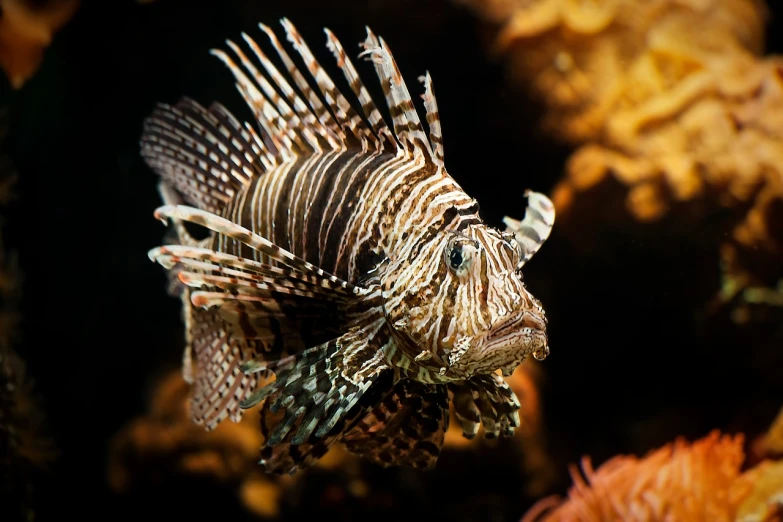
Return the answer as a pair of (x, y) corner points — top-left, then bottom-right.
(108, 370), (356, 517)
(0, 0), (80, 89)
(107, 371), (264, 491)
(460, 0), (782, 299)
(734, 460), (783, 522)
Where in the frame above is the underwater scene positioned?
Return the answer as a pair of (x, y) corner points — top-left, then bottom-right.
(1, 0), (782, 521)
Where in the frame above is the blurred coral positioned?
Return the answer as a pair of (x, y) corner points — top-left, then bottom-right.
(0, 0), (80, 89)
(460, 0), (767, 144)
(0, 108), (56, 522)
(108, 370), (290, 518)
(521, 430), (783, 522)
(458, 0), (782, 298)
(734, 459), (783, 522)
(751, 407), (783, 463)
(109, 362), (556, 517)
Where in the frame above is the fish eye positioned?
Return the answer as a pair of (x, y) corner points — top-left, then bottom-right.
(445, 235), (478, 276)
(449, 247), (464, 270)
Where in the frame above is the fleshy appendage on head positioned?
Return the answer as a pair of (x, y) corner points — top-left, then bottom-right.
(381, 191), (554, 380)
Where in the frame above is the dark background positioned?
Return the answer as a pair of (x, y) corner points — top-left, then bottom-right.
(3, 1), (783, 520)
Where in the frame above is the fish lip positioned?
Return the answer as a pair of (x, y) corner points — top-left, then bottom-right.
(481, 328), (547, 351)
(486, 311), (546, 341)
(477, 311), (549, 361)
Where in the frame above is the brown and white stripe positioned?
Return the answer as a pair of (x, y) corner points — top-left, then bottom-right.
(142, 18), (555, 475)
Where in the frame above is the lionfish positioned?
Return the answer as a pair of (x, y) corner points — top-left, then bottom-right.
(143, 18), (555, 474)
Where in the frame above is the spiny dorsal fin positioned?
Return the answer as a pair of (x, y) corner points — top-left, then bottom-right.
(419, 72), (444, 169)
(281, 18), (373, 147)
(240, 32), (334, 152)
(324, 28), (398, 151)
(210, 48), (293, 160)
(222, 39), (315, 156)
(359, 28), (434, 160)
(258, 22), (347, 147)
(208, 20), (446, 166)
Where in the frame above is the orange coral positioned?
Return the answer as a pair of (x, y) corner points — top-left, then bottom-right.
(0, 0), (80, 89)
(459, 0), (782, 297)
(522, 430), (783, 522)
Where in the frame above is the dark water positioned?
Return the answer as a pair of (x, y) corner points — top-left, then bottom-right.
(3, 1), (782, 521)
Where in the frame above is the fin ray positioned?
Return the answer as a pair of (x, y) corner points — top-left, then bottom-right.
(360, 30), (433, 158)
(419, 72), (444, 168)
(210, 48), (291, 160)
(240, 31), (336, 151)
(153, 204), (367, 294)
(244, 324), (391, 473)
(258, 22), (346, 146)
(281, 18), (371, 146)
(324, 28), (397, 150)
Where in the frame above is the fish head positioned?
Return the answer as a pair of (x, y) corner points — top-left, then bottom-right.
(382, 224), (549, 379)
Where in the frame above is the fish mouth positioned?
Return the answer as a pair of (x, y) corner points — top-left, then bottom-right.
(487, 311), (545, 341)
(481, 311), (549, 361)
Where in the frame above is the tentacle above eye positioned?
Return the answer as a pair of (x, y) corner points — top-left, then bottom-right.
(502, 190), (555, 269)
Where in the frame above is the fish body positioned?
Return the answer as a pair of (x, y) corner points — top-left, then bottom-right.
(143, 19), (555, 474)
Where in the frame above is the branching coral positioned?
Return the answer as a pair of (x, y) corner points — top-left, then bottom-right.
(521, 430), (783, 522)
(457, 0), (782, 298)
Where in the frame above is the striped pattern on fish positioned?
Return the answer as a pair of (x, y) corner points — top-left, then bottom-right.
(142, 18), (555, 475)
